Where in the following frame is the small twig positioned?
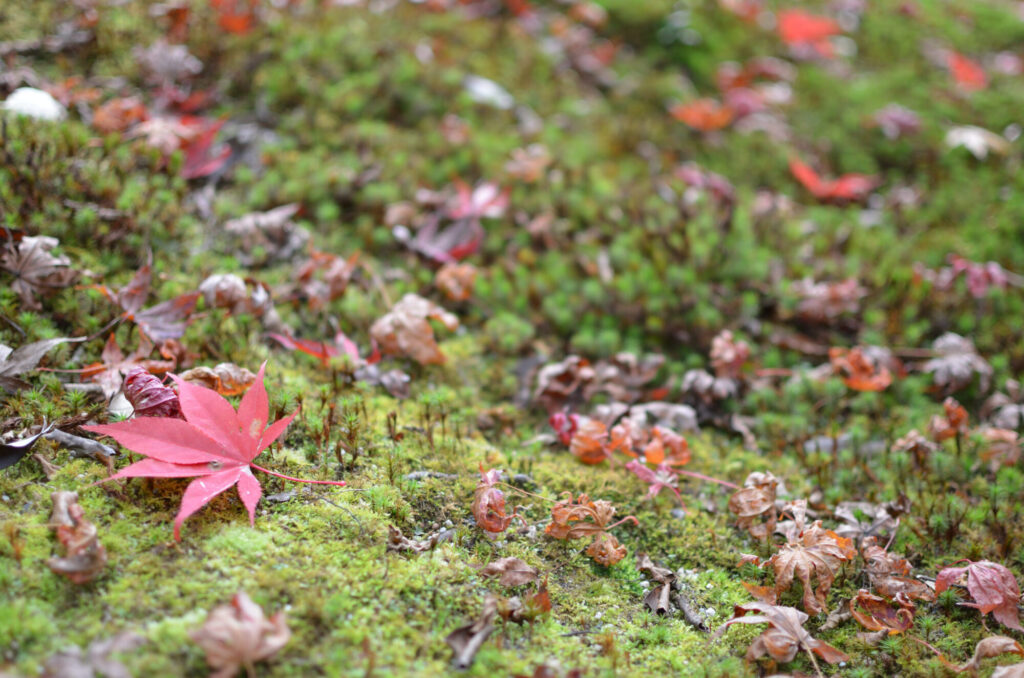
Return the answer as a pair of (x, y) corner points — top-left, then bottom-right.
(45, 429), (116, 460)
(672, 592), (708, 632)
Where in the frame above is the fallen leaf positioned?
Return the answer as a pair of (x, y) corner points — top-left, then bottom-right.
(928, 397), (969, 442)
(47, 491), (107, 584)
(191, 591), (290, 678)
(936, 560), (1022, 631)
(122, 366), (181, 418)
(446, 595), (497, 670)
(670, 99), (734, 131)
(0, 425), (52, 470)
(829, 347), (892, 391)
(223, 204), (308, 267)
(479, 557), (538, 587)
(386, 525), (442, 553)
(85, 362), (344, 540)
(947, 636), (1023, 674)
(41, 632), (145, 678)
(637, 553), (676, 615)
(948, 51), (987, 91)
(435, 262), (477, 301)
(0, 337), (69, 393)
(849, 589), (913, 634)
(81, 334), (175, 401)
(625, 460), (683, 504)
(179, 363), (257, 396)
(790, 158), (877, 202)
(472, 466), (523, 533)
(922, 333), (992, 394)
(0, 236), (79, 310)
(586, 532), (627, 566)
(370, 293), (459, 365)
(716, 602), (849, 664)
(728, 472), (778, 540)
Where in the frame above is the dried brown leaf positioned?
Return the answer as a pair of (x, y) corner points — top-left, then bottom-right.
(190, 591), (291, 678)
(370, 293), (459, 365)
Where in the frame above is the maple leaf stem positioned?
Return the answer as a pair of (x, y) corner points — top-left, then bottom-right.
(804, 647), (824, 678)
(249, 463), (347, 487)
(676, 469), (739, 489)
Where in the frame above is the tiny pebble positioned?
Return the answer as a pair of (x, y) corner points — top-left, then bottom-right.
(444, 519), (453, 528)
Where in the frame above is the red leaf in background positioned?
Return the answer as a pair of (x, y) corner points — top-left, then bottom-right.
(268, 332), (361, 367)
(625, 460), (684, 505)
(936, 560), (1022, 631)
(948, 51), (987, 91)
(180, 117), (231, 179)
(669, 99), (734, 131)
(210, 0), (256, 34)
(777, 10), (840, 57)
(123, 366), (181, 418)
(85, 363), (344, 540)
(789, 158), (877, 202)
(548, 411), (579, 445)
(777, 10), (841, 45)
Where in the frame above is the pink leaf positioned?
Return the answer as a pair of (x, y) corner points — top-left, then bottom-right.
(174, 467), (246, 541)
(85, 363), (344, 540)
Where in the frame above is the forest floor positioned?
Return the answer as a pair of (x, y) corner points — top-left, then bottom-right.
(2, 1), (1024, 676)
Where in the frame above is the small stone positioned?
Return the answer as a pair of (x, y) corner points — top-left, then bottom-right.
(2, 88), (67, 121)
(443, 519), (454, 528)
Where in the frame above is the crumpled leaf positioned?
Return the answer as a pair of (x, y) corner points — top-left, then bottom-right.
(765, 501), (855, 615)
(436, 262), (477, 301)
(0, 236), (79, 310)
(728, 472), (778, 540)
(41, 631), (145, 678)
(935, 560), (1022, 631)
(81, 334), (175, 401)
(545, 492), (637, 565)
(479, 557), (538, 587)
(290, 249), (360, 310)
(370, 293), (459, 365)
(922, 333), (992, 394)
(833, 495), (909, 543)
(471, 466), (523, 534)
(791, 277), (865, 324)
(945, 125), (1010, 160)
(386, 525), (443, 553)
(586, 533), (627, 566)
(569, 418), (614, 465)
(190, 591), (291, 678)
(829, 347), (892, 391)
(446, 595), (497, 670)
(199, 273), (280, 327)
(223, 204), (308, 267)
(122, 366), (181, 418)
(85, 362), (342, 540)
(929, 397), (969, 442)
(637, 552), (676, 615)
(47, 491), (107, 584)
(849, 589), (913, 634)
(178, 363), (256, 396)
(93, 262), (199, 342)
(947, 636), (1023, 674)
(0, 337), (68, 393)
(710, 330), (750, 379)
(716, 602), (849, 665)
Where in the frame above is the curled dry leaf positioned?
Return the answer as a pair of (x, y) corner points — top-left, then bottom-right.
(849, 589), (913, 634)
(892, 429), (938, 466)
(922, 333), (992, 394)
(569, 418), (614, 465)
(122, 366), (181, 418)
(291, 250), (360, 311)
(791, 277), (865, 324)
(948, 636), (1024, 674)
(47, 491), (107, 584)
(471, 466), (523, 534)
(446, 595), (497, 670)
(83, 334), (175, 402)
(479, 557), (538, 587)
(41, 631), (145, 678)
(223, 204), (308, 267)
(716, 602), (849, 665)
(0, 336), (69, 393)
(435, 262), (477, 302)
(179, 363), (256, 396)
(191, 591), (291, 678)
(0, 236), (79, 310)
(728, 472), (778, 540)
(766, 504), (855, 615)
(637, 553), (676, 615)
(370, 293), (459, 365)
(929, 397), (969, 442)
(829, 347), (892, 391)
(936, 560), (1023, 631)
(710, 330), (750, 379)
(625, 460), (683, 504)
(586, 533), (627, 567)
(386, 525), (442, 553)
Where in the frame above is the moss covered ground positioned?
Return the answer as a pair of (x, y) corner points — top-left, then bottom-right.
(2, 0), (1024, 676)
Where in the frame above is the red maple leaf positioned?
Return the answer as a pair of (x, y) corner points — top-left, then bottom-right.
(179, 117), (231, 179)
(947, 51), (987, 91)
(777, 10), (841, 57)
(84, 363), (344, 540)
(268, 332), (366, 368)
(789, 158), (877, 203)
